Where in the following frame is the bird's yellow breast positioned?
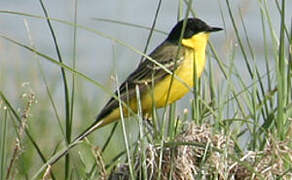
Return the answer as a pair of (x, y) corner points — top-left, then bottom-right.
(141, 32), (209, 110)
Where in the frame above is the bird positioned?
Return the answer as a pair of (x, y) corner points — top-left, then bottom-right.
(49, 17), (223, 165)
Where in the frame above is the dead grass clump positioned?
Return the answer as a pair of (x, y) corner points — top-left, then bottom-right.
(109, 123), (234, 179)
(231, 138), (292, 180)
(108, 123), (292, 179)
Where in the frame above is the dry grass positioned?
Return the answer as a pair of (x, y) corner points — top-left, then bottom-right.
(231, 138), (292, 180)
(6, 82), (37, 179)
(108, 123), (292, 180)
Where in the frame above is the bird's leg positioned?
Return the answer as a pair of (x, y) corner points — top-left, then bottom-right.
(143, 113), (155, 137)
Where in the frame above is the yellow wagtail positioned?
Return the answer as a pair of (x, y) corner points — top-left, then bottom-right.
(50, 17), (222, 165)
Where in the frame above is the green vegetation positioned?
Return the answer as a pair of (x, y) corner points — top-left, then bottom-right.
(0, 0), (291, 179)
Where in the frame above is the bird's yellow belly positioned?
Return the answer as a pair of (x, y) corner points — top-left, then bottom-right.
(153, 62), (193, 107)
(141, 49), (206, 111)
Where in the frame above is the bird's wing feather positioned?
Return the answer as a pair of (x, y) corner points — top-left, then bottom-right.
(96, 42), (185, 120)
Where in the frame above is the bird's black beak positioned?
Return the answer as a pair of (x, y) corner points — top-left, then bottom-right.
(207, 26), (223, 32)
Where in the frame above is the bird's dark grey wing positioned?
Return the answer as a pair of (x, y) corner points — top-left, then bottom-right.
(96, 42), (185, 121)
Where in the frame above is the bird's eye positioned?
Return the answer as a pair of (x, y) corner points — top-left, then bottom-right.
(183, 29), (194, 39)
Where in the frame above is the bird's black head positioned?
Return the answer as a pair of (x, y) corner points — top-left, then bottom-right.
(166, 18), (223, 43)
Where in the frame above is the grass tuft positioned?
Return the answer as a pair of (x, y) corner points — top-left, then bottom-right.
(0, 0), (291, 179)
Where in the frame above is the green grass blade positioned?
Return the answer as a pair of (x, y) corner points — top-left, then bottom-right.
(276, 0), (287, 139)
(136, 85), (148, 179)
(139, 0), (162, 64)
(70, 0), (78, 139)
(274, 0), (291, 40)
(0, 109), (8, 180)
(225, 0), (253, 78)
(91, 18), (167, 35)
(115, 74), (135, 179)
(38, 0), (71, 178)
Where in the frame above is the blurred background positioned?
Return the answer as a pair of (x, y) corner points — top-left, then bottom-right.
(0, 0), (291, 178)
